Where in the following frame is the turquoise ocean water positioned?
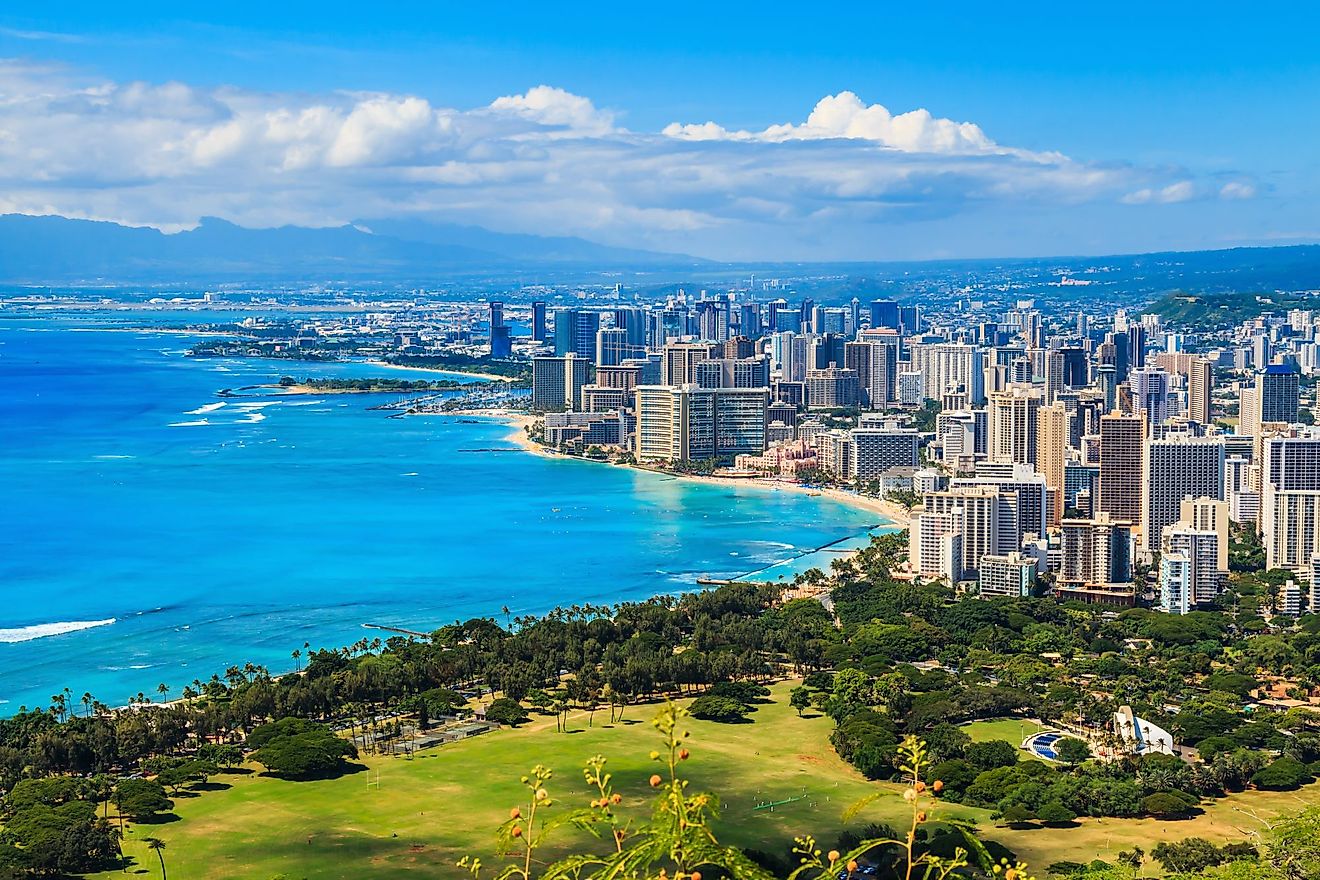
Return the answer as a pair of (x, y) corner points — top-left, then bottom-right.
(0, 312), (890, 713)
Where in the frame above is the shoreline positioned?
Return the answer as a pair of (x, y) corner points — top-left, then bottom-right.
(365, 359), (518, 383)
(437, 407), (907, 551)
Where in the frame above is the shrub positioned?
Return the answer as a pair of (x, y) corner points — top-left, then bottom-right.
(1251, 756), (1314, 790)
(688, 695), (749, 723)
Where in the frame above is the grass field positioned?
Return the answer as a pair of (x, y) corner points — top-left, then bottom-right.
(97, 684), (1320, 880)
(959, 718), (1046, 746)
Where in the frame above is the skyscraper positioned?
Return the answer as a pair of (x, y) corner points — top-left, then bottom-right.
(1037, 403), (1069, 528)
(554, 309), (600, 360)
(987, 385), (1042, 466)
(1141, 436), (1225, 555)
(634, 385), (768, 461)
(488, 300), (512, 358)
(1188, 357), (1214, 425)
(1258, 365), (1300, 424)
(531, 301), (547, 343)
(1130, 367), (1170, 427)
(869, 299), (900, 330)
(531, 354), (590, 412)
(1097, 413), (1145, 526)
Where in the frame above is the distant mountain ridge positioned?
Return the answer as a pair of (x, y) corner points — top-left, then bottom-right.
(0, 214), (705, 282)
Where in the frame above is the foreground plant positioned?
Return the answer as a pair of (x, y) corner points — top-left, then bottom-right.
(460, 705), (1035, 880)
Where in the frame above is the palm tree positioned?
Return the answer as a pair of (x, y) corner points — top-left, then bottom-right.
(144, 837), (167, 880)
(292, 649), (302, 672)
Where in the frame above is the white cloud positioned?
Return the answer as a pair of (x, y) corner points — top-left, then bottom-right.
(0, 61), (1238, 258)
(1219, 181), (1257, 200)
(662, 91), (1062, 162)
(488, 85), (616, 136)
(1120, 181), (1197, 205)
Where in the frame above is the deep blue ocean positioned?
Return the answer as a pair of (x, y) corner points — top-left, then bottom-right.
(0, 311), (888, 713)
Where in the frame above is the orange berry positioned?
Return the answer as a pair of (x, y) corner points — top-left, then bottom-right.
(917, 811), (927, 823)
(827, 850), (840, 863)
(509, 807), (521, 819)
(847, 861), (858, 873)
(691, 873), (702, 880)
(679, 748), (690, 760)
(649, 774), (662, 787)
(915, 781), (926, 793)
(511, 826), (523, 838)
(932, 780), (944, 793)
(610, 793), (622, 805)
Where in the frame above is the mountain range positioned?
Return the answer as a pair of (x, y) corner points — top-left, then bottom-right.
(0, 214), (704, 283)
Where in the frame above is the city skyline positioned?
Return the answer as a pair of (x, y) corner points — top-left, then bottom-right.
(0, 3), (1316, 261)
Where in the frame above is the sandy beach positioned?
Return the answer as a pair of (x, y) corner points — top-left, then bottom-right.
(438, 409), (909, 529)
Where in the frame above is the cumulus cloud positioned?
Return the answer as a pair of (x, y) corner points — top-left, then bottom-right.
(0, 61), (1232, 257)
(1120, 181), (1198, 205)
(1219, 181), (1257, 200)
(662, 91), (1061, 161)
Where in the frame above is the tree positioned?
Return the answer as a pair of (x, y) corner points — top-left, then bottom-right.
(1055, 737), (1092, 768)
(144, 836), (168, 880)
(687, 695), (749, 723)
(249, 718), (358, 780)
(1251, 756), (1314, 790)
(789, 686), (812, 717)
(114, 779), (173, 823)
(485, 698), (530, 727)
(1141, 791), (1196, 818)
(965, 739), (1019, 771)
(1036, 800), (1077, 825)
(1152, 837), (1228, 873)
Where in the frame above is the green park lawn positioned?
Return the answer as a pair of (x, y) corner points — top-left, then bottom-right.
(959, 717), (1046, 747)
(97, 685), (1320, 880)
(102, 683), (985, 880)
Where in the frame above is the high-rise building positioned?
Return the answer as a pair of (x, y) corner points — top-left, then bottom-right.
(978, 552), (1037, 598)
(987, 385), (1042, 466)
(1058, 514), (1136, 604)
(595, 328), (638, 367)
(1043, 349), (1065, 404)
(908, 510), (963, 583)
(869, 299), (900, 330)
(806, 367), (861, 409)
(950, 461), (1050, 542)
(1258, 365), (1300, 424)
(1239, 384), (1261, 437)
(916, 343), (985, 405)
(1130, 367), (1170, 427)
(1141, 436), (1225, 555)
(634, 385), (768, 462)
(851, 427), (920, 479)
(920, 486), (1021, 577)
(531, 301), (547, 343)
(1181, 496), (1230, 571)
(531, 354), (590, 412)
(611, 307), (648, 347)
(553, 309), (600, 360)
(1037, 403), (1069, 529)
(488, 301), (512, 358)
(661, 342), (717, 385)
(1159, 525), (1222, 614)
(694, 356), (771, 389)
(1260, 431), (1320, 574)
(845, 339), (897, 409)
(1097, 413), (1145, 525)
(1188, 357), (1214, 425)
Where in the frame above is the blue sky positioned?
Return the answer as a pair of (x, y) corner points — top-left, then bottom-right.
(0, 3), (1316, 260)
